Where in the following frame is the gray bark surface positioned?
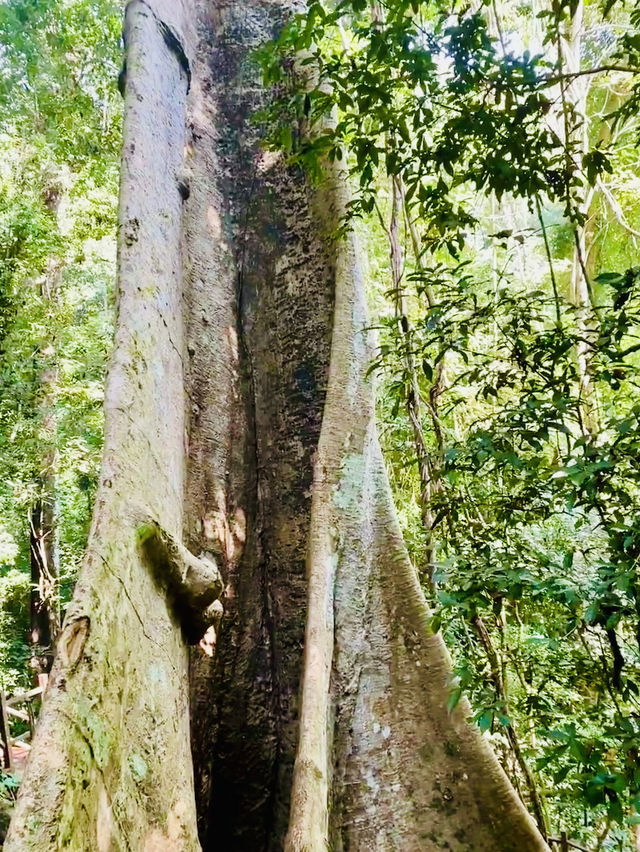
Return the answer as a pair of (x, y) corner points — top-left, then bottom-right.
(6, 2), (198, 849)
(7, 2), (550, 850)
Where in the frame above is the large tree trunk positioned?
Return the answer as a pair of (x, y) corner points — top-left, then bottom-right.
(6, 2), (549, 850)
(6, 2), (197, 848)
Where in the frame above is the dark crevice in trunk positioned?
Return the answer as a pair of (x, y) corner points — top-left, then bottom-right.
(237, 167), (284, 838)
(229, 201), (283, 849)
(186, 6), (334, 848)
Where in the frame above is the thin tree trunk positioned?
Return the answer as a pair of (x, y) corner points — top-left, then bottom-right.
(28, 256), (62, 678)
(22, 163), (65, 677)
(379, 177), (439, 583)
(558, 0), (601, 435)
(28, 491), (58, 675)
(7, 2), (550, 850)
(472, 616), (549, 839)
(395, 175), (447, 584)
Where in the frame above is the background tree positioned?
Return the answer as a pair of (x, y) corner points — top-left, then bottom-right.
(0, 0), (120, 685)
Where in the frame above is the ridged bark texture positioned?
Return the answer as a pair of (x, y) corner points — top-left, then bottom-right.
(7, 1), (550, 851)
(5, 2), (198, 849)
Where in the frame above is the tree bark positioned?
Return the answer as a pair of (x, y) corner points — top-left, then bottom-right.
(7, 2), (550, 850)
(29, 216), (64, 677)
(6, 2), (198, 849)
(558, 0), (601, 435)
(29, 491), (59, 675)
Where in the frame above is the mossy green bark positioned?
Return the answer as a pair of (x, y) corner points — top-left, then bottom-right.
(5, 3), (199, 850)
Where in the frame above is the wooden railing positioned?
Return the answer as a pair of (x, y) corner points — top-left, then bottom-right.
(0, 677), (47, 771)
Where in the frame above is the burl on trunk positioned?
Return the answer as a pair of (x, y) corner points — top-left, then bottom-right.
(6, 2), (549, 850)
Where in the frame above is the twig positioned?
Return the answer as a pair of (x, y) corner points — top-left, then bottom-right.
(542, 64), (639, 86)
(598, 177), (640, 239)
(548, 837), (591, 852)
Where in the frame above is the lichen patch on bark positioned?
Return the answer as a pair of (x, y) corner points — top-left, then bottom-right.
(57, 616), (90, 669)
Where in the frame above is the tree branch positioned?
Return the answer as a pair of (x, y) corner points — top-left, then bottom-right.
(542, 64), (639, 86)
(137, 519), (223, 642)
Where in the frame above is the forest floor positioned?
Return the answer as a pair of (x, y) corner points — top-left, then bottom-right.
(0, 745), (28, 846)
